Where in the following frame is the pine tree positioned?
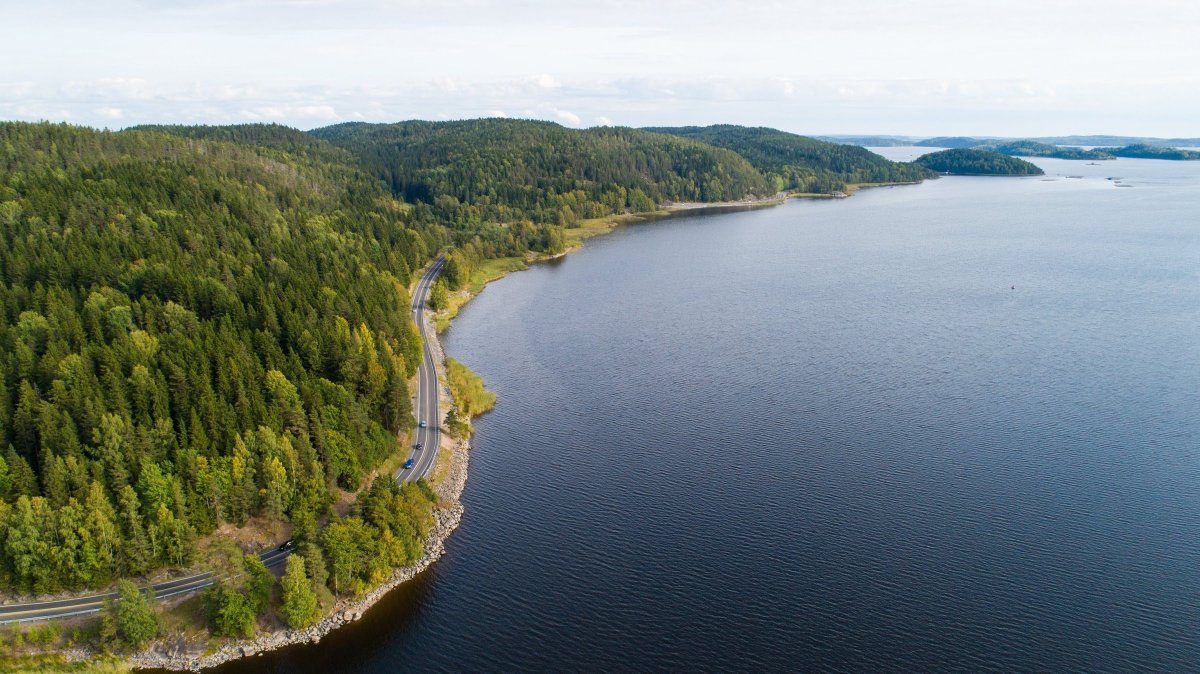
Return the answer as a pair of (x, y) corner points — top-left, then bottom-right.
(114, 580), (158, 649)
(244, 553), (274, 616)
(84, 481), (120, 583)
(262, 455), (291, 521)
(118, 485), (151, 575)
(281, 555), (320, 629)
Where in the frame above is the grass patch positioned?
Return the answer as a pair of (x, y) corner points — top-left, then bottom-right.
(467, 257), (529, 295)
(841, 180), (922, 194)
(445, 358), (495, 418)
(565, 211), (673, 246)
(157, 593), (209, 640)
(787, 191), (843, 199)
(427, 438), (454, 492)
(375, 428), (414, 478)
(563, 216), (623, 246)
(0, 654), (130, 673)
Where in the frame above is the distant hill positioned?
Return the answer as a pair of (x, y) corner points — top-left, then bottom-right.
(1032, 135), (1200, 148)
(914, 135), (1200, 151)
(814, 135), (918, 147)
(644, 125), (934, 193)
(311, 119), (774, 223)
(913, 149), (1045, 176)
(913, 137), (996, 149)
(911, 136), (1200, 161)
(981, 141), (1112, 160)
(1097, 144), (1200, 160)
(127, 122), (354, 164)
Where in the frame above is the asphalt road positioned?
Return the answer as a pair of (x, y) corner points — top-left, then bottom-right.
(396, 255), (444, 483)
(0, 547), (291, 623)
(0, 257), (445, 624)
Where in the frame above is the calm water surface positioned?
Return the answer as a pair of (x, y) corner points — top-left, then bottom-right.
(214, 152), (1200, 672)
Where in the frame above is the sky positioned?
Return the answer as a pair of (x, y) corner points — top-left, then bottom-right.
(2, 0), (1198, 137)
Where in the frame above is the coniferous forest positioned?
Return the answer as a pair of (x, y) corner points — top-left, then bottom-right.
(0, 121), (446, 599)
(644, 125), (936, 193)
(913, 148), (1045, 175)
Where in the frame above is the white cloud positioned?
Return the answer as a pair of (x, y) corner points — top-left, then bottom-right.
(594, 116), (613, 126)
(293, 104), (339, 120)
(0, 82), (35, 98)
(553, 108), (581, 126)
(530, 73), (560, 89)
(95, 106), (124, 120)
(1, 0), (1198, 135)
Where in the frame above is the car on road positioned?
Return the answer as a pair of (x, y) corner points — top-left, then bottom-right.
(403, 458), (415, 469)
(419, 420), (427, 428)
(414, 442), (423, 450)
(278, 540), (294, 552)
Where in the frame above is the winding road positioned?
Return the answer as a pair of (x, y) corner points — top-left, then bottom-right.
(396, 255), (444, 484)
(0, 257), (445, 624)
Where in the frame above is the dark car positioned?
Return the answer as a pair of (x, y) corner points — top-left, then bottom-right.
(278, 540), (294, 552)
(403, 458), (415, 470)
(414, 442), (423, 450)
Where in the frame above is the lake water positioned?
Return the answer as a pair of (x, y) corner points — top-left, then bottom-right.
(212, 151), (1200, 672)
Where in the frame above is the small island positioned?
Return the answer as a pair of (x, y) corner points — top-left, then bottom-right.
(911, 137), (1200, 162)
(983, 141), (1112, 161)
(912, 149), (1045, 176)
(1099, 144), (1200, 160)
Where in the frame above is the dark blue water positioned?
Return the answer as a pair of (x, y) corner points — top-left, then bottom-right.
(216, 154), (1200, 672)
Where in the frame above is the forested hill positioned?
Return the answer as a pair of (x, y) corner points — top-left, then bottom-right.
(0, 121), (443, 595)
(128, 123), (354, 165)
(1100, 144), (1200, 160)
(311, 119), (774, 225)
(983, 141), (1111, 160)
(913, 149), (1045, 175)
(644, 125), (935, 193)
(915, 137), (996, 149)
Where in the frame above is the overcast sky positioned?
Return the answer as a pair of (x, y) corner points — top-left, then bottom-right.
(2, 0), (1197, 136)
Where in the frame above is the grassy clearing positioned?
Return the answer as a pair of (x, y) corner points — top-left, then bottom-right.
(467, 257), (529, 295)
(563, 216), (626, 246)
(565, 211), (677, 247)
(156, 593), (209, 642)
(0, 654), (130, 673)
(787, 191), (843, 199)
(445, 358), (496, 418)
(841, 180), (922, 194)
(375, 428), (414, 478)
(427, 436), (454, 493)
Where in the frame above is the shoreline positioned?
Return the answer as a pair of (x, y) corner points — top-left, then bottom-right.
(662, 192), (788, 210)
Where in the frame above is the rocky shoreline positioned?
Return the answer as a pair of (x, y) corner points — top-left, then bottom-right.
(662, 192), (787, 210)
